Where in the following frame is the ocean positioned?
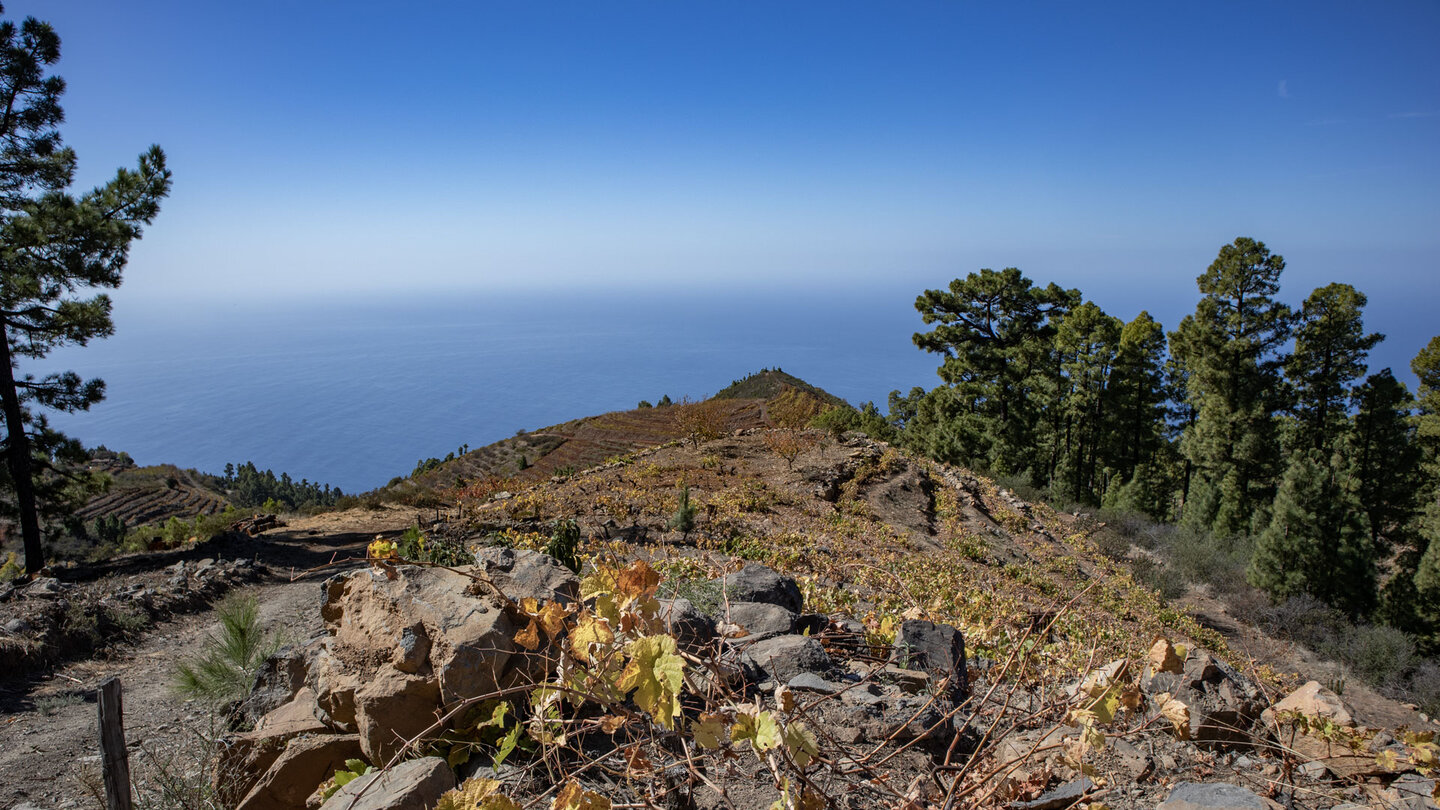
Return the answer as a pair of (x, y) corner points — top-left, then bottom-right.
(33, 288), (941, 494)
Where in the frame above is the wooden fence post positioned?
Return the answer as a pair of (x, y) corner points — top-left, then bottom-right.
(98, 677), (132, 810)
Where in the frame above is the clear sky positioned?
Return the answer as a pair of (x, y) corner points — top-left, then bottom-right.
(11, 1), (1440, 371)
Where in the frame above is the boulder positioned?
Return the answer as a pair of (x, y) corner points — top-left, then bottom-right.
(1009, 777), (1093, 810)
(892, 620), (967, 694)
(1260, 681), (1393, 780)
(742, 635), (831, 684)
(1157, 782), (1265, 810)
(1163, 652), (1265, 747)
(473, 547), (580, 605)
(311, 566), (533, 760)
(657, 598), (716, 652)
(725, 602), (796, 637)
(320, 757), (456, 810)
(256, 688), (324, 735)
(721, 565), (803, 613)
(215, 693), (333, 804)
(1260, 680), (1353, 728)
(237, 642), (316, 729)
(235, 733), (364, 810)
(354, 669), (443, 764)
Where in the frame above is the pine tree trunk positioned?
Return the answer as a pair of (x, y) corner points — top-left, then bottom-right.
(0, 317), (44, 574)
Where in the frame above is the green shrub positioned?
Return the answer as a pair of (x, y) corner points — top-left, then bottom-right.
(395, 525), (470, 567)
(546, 520), (582, 573)
(667, 486), (696, 536)
(175, 593), (280, 704)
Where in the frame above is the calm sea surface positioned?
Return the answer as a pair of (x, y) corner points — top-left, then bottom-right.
(34, 289), (940, 493)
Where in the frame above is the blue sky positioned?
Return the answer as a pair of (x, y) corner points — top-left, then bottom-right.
(13, 1), (1440, 373)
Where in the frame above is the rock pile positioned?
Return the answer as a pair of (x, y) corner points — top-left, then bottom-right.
(0, 557), (264, 678)
(217, 552), (1440, 810)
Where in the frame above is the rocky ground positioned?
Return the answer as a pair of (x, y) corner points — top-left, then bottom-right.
(1, 430), (1438, 810)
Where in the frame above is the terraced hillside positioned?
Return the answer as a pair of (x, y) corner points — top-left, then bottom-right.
(74, 464), (229, 527)
(394, 398), (769, 494)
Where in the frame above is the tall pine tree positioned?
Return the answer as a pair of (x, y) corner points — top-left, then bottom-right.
(1287, 283), (1382, 453)
(0, 7), (171, 573)
(911, 268), (1078, 479)
(1173, 237), (1292, 536)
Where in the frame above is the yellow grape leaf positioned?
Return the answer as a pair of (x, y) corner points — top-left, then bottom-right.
(692, 713), (728, 750)
(1147, 637), (1183, 675)
(617, 635), (685, 729)
(580, 566), (619, 601)
(783, 721), (820, 767)
(1157, 694), (1191, 740)
(570, 615), (613, 662)
(521, 597), (540, 616)
(1411, 741), (1439, 770)
(551, 781), (612, 810)
(900, 606), (925, 620)
(591, 592), (621, 627)
(513, 619), (541, 651)
(1080, 723), (1106, 753)
(1375, 748), (1401, 771)
(537, 602), (570, 638)
(1085, 688), (1121, 725)
(367, 538), (398, 561)
(436, 778), (520, 810)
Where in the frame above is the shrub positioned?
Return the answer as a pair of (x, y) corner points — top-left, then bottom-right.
(667, 486), (696, 537)
(395, 525), (470, 567)
(762, 429), (817, 470)
(546, 520), (582, 573)
(671, 398), (729, 447)
(175, 593), (280, 705)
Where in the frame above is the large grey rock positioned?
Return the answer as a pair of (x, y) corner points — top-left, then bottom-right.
(1158, 782), (1264, 810)
(722, 565), (802, 613)
(893, 619), (967, 695)
(1009, 777), (1093, 810)
(725, 602), (796, 637)
(473, 546), (580, 605)
(657, 598), (716, 652)
(321, 756), (456, 810)
(742, 635), (831, 684)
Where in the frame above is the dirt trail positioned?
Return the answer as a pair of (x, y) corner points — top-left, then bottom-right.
(0, 507), (417, 809)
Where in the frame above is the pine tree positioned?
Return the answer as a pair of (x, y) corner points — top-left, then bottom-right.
(1347, 369), (1420, 547)
(1051, 301), (1121, 502)
(1287, 283), (1382, 453)
(0, 7), (171, 573)
(1173, 237), (1293, 536)
(1107, 311), (1169, 488)
(911, 267), (1078, 478)
(1248, 449), (1374, 616)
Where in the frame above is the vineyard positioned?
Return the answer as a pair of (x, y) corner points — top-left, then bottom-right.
(73, 464), (229, 527)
